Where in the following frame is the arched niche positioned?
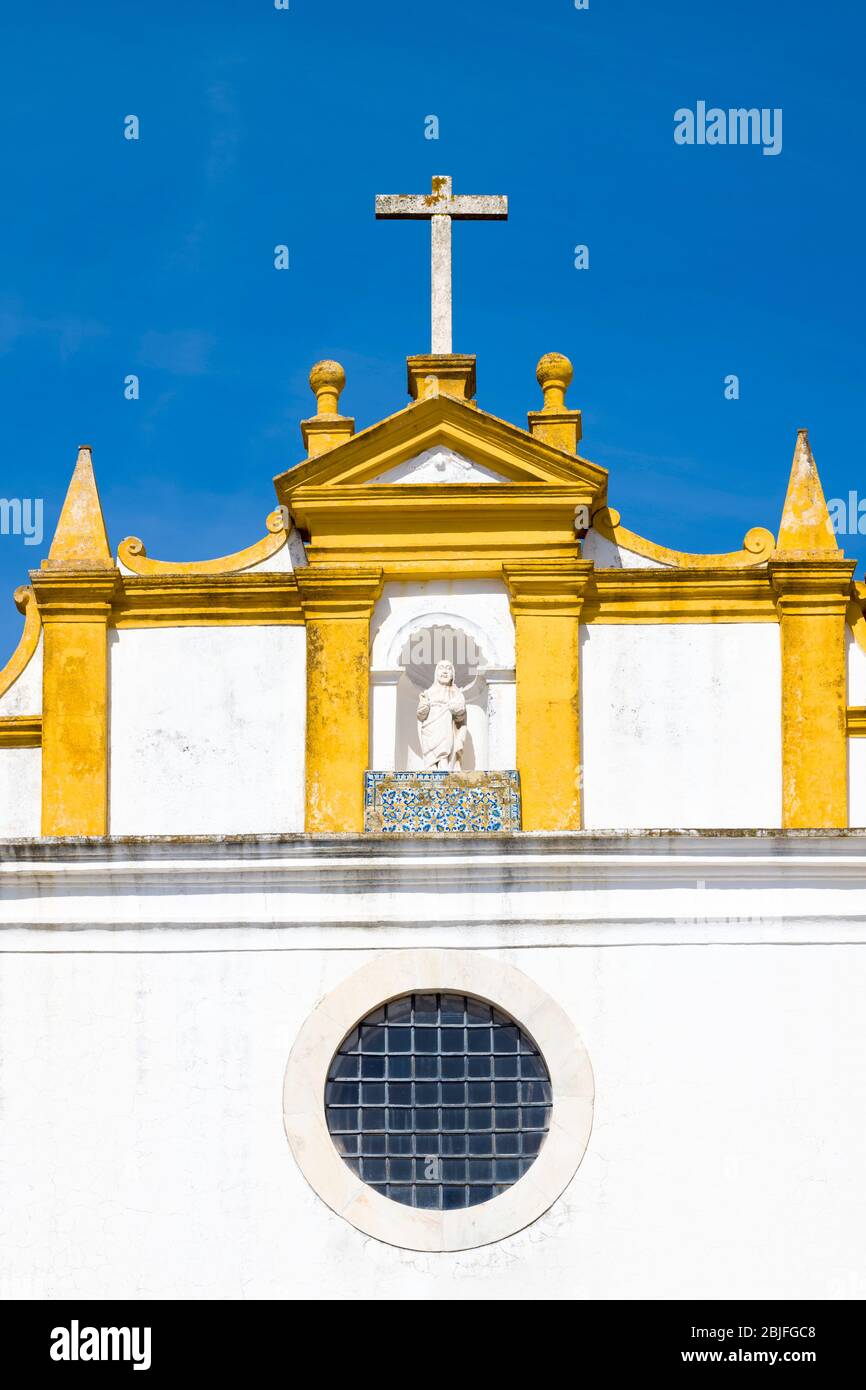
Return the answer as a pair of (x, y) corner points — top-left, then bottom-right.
(370, 599), (516, 773)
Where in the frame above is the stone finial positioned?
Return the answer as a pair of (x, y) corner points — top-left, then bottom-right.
(301, 360), (354, 458)
(774, 428), (840, 557)
(528, 353), (582, 454)
(536, 352), (574, 412)
(309, 360), (346, 416)
(43, 445), (115, 570)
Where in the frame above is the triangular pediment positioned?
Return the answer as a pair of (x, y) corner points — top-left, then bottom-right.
(274, 394), (607, 499)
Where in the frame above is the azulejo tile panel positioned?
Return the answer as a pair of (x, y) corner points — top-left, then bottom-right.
(364, 770), (522, 834)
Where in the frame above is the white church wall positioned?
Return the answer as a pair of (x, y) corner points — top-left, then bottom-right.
(581, 623), (782, 828)
(1, 931), (863, 1299)
(581, 527), (666, 569)
(0, 748), (41, 837)
(108, 626), (306, 835)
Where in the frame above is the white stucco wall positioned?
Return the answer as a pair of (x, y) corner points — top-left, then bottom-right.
(109, 627), (306, 835)
(581, 623), (782, 829)
(0, 748), (41, 837)
(0, 634), (42, 716)
(0, 934), (863, 1300)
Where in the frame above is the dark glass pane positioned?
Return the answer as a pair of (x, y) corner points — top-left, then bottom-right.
(440, 994), (465, 1024)
(360, 1055), (386, 1079)
(326, 1081), (360, 1105)
(388, 1083), (412, 1106)
(387, 1027), (411, 1053)
(387, 996), (412, 1023)
(441, 1028), (464, 1053)
(331, 1054), (360, 1080)
(494, 1082), (518, 1106)
(494, 1108), (520, 1131)
(468, 1055), (492, 1078)
(441, 1056), (465, 1080)
(361, 1108), (386, 1131)
(389, 1158), (413, 1183)
(468, 1132), (493, 1155)
(415, 1083), (438, 1107)
(415, 1055), (438, 1079)
(492, 1026), (519, 1054)
(441, 1082), (466, 1104)
(361, 1083), (386, 1105)
(415, 1029), (439, 1054)
(362, 1134), (386, 1156)
(468, 1028), (492, 1054)
(441, 1133), (468, 1156)
(414, 994), (438, 1025)
(360, 1025), (386, 1054)
(494, 1055), (519, 1078)
(467, 998), (492, 1024)
(387, 1186), (413, 1207)
(415, 1183), (440, 1210)
(361, 1157), (386, 1183)
(443, 1186), (467, 1210)
(388, 1055), (412, 1080)
(468, 1082), (493, 1105)
(442, 1108), (466, 1131)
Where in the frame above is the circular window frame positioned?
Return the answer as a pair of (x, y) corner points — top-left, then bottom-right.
(283, 950), (594, 1251)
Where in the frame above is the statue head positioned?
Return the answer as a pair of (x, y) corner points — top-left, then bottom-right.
(434, 660), (455, 687)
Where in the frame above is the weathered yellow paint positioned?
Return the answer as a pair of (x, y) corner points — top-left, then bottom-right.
(118, 510), (288, 575)
(591, 507), (776, 569)
(301, 360), (355, 458)
(770, 433), (854, 827)
(297, 566), (383, 832)
(776, 429), (838, 554)
(0, 586), (42, 700)
(407, 354), (477, 402)
(771, 561), (853, 827)
(505, 561), (592, 831)
(45, 446), (114, 570)
(31, 571), (119, 836)
(33, 447), (119, 836)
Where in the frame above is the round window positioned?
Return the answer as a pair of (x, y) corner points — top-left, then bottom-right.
(324, 992), (552, 1210)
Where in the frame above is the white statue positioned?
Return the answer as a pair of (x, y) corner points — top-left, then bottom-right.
(417, 660), (466, 771)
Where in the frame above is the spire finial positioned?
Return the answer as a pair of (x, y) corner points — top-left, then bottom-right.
(43, 445), (114, 570)
(775, 429), (839, 555)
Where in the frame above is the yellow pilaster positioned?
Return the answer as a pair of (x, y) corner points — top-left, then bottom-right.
(769, 430), (855, 828)
(31, 446), (119, 836)
(504, 560), (593, 831)
(297, 565), (383, 832)
(771, 561), (853, 827)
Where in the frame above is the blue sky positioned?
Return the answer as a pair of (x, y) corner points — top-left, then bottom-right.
(1, 0), (864, 651)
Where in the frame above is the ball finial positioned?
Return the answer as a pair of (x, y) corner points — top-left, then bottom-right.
(536, 352), (574, 411)
(309, 359), (346, 416)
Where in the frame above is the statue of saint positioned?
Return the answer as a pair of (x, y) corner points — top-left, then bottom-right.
(417, 660), (466, 771)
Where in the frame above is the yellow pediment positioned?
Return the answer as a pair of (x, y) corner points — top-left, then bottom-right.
(274, 394), (608, 497)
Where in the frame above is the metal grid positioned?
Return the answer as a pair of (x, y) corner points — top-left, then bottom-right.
(325, 992), (552, 1210)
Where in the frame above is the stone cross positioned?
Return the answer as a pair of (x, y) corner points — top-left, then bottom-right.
(375, 175), (508, 354)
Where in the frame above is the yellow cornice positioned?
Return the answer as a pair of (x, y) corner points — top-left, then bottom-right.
(847, 708), (866, 737)
(504, 560), (594, 617)
(0, 714), (41, 748)
(30, 569), (122, 622)
(296, 565), (384, 622)
(118, 510), (289, 576)
(292, 484), (593, 564)
(769, 558), (857, 618)
(275, 394), (608, 495)
(592, 508), (776, 569)
(583, 568), (778, 623)
(112, 573), (303, 628)
(0, 587), (42, 701)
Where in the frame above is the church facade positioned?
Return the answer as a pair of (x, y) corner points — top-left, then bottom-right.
(2, 188), (866, 1295)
